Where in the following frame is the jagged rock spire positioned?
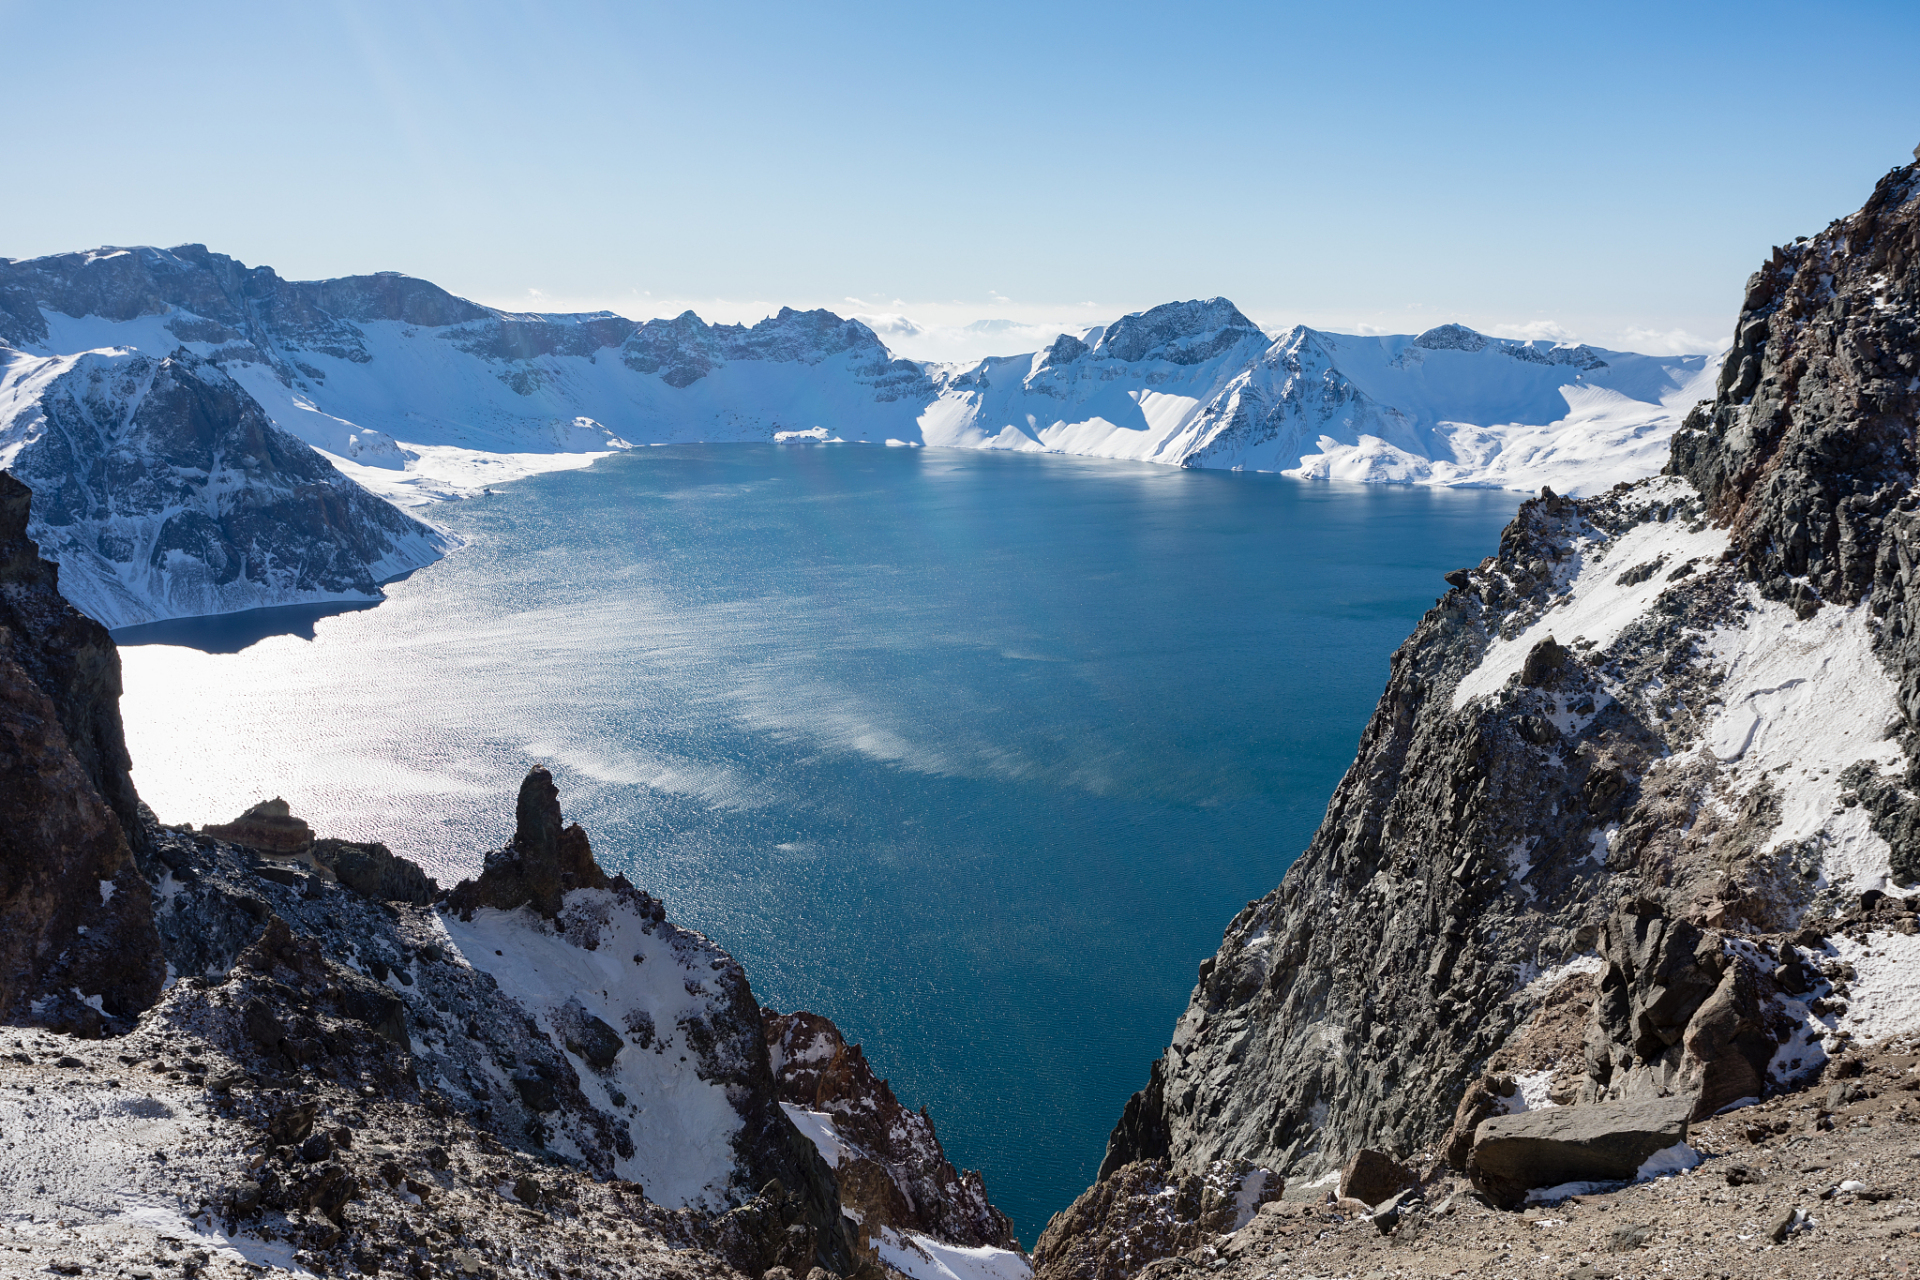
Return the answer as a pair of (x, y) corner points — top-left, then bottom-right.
(448, 765), (608, 919)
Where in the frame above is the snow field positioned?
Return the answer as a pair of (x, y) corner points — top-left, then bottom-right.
(874, 1227), (1033, 1280)
(440, 890), (744, 1210)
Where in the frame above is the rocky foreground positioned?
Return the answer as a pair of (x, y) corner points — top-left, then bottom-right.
(0, 465), (1023, 1279)
(1032, 152), (1920, 1277)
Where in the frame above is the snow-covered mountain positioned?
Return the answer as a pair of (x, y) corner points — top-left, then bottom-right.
(0, 343), (451, 627)
(2, 244), (1719, 622)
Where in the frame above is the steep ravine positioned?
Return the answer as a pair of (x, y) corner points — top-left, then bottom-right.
(1036, 155), (1920, 1275)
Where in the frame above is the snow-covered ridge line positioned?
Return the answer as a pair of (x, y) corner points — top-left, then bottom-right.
(0, 242), (1721, 622)
(5, 244), (1720, 507)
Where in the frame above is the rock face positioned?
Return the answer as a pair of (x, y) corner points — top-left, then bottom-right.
(764, 1009), (1017, 1250)
(0, 471), (159, 1032)
(1054, 154), (1920, 1252)
(0, 348), (452, 626)
(1029, 1160), (1280, 1280)
(445, 765), (609, 918)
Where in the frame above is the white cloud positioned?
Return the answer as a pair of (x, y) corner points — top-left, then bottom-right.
(1485, 318), (1580, 344)
(1612, 326), (1730, 357)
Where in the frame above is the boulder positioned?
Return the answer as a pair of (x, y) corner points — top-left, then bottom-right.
(1468, 1095), (1692, 1208)
(1441, 1073), (1515, 1170)
(1338, 1149), (1414, 1207)
(202, 797), (314, 856)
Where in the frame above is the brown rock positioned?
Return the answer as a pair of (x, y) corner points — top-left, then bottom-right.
(446, 766), (608, 918)
(0, 473), (161, 1032)
(202, 797), (314, 856)
(1338, 1149), (1414, 1207)
(1031, 1159), (1280, 1280)
(1441, 1073), (1515, 1170)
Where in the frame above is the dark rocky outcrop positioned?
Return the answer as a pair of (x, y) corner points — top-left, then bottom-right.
(312, 836), (438, 905)
(0, 472), (160, 1032)
(1049, 153), (1920, 1255)
(446, 765), (609, 918)
(201, 796), (314, 855)
(0, 472), (143, 842)
(765, 1008), (1018, 1251)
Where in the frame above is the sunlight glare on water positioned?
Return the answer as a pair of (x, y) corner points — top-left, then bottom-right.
(117, 443), (1519, 1238)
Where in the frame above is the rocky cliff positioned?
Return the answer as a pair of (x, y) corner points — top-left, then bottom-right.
(0, 469), (159, 1031)
(1047, 154), (1920, 1270)
(0, 470), (1024, 1279)
(764, 1009), (1017, 1253)
(0, 345), (453, 626)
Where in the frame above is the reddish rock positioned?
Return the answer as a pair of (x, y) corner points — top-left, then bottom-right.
(202, 796), (314, 855)
(1337, 1149), (1414, 1207)
(765, 1008), (1018, 1250)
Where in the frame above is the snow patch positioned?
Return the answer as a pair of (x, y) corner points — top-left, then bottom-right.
(1518, 953), (1605, 1001)
(1701, 596), (1905, 889)
(1453, 478), (1725, 706)
(1832, 931), (1920, 1044)
(440, 890), (744, 1210)
(1635, 1142), (1701, 1179)
(781, 1103), (848, 1169)
(874, 1227), (1033, 1280)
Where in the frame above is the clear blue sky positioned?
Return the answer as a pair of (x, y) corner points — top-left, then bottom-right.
(4, 0), (1918, 352)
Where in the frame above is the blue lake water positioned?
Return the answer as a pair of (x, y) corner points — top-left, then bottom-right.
(116, 444), (1520, 1239)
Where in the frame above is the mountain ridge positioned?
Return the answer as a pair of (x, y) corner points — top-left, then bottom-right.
(3, 244), (1718, 624)
(1029, 153), (1920, 1280)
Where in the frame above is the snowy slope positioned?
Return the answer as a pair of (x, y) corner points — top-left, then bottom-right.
(0, 245), (1722, 623)
(441, 888), (752, 1209)
(0, 343), (452, 626)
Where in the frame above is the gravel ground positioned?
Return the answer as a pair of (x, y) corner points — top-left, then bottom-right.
(1141, 1042), (1920, 1280)
(0, 1004), (748, 1280)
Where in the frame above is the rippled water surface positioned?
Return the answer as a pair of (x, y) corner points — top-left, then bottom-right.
(117, 444), (1519, 1237)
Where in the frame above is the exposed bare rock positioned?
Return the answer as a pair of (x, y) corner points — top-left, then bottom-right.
(764, 1008), (1018, 1250)
(311, 836), (437, 904)
(446, 764), (609, 918)
(200, 796), (314, 856)
(1030, 1160), (1279, 1280)
(0, 471), (142, 845)
(0, 472), (159, 1034)
(1336, 1149), (1414, 1207)
(1440, 1073), (1516, 1172)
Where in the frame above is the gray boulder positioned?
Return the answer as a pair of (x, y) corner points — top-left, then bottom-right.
(1468, 1095), (1692, 1208)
